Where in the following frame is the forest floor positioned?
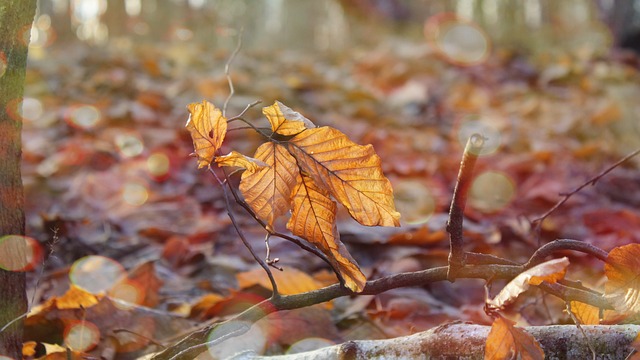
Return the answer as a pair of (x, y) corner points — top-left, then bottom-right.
(18, 25), (640, 358)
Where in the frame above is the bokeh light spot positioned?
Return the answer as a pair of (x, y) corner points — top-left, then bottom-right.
(115, 133), (144, 157)
(0, 235), (42, 272)
(458, 120), (501, 155)
(21, 97), (44, 123)
(146, 152), (170, 179)
(65, 104), (102, 130)
(393, 179), (436, 225)
(470, 171), (515, 213)
(425, 14), (490, 66)
(110, 280), (143, 305)
(207, 320), (266, 359)
(69, 255), (125, 294)
(287, 338), (335, 354)
(122, 182), (149, 206)
(0, 356), (15, 360)
(64, 321), (100, 352)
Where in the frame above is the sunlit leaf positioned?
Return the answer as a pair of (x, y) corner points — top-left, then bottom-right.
(288, 126), (400, 227)
(488, 257), (569, 309)
(569, 301), (600, 325)
(605, 244), (640, 314)
(485, 316), (544, 360)
(237, 143), (298, 229)
(287, 173), (366, 292)
(263, 101), (315, 136)
(185, 100), (227, 168)
(237, 266), (324, 295)
(55, 285), (100, 310)
(215, 150), (267, 172)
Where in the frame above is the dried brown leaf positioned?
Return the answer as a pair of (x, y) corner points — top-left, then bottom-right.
(287, 173), (366, 292)
(288, 126), (400, 227)
(263, 101), (315, 136)
(488, 257), (568, 309)
(185, 100), (227, 168)
(215, 150), (267, 172)
(485, 316), (544, 360)
(237, 143), (298, 229)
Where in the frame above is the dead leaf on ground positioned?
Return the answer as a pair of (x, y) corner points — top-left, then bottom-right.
(237, 266), (324, 295)
(484, 315), (544, 360)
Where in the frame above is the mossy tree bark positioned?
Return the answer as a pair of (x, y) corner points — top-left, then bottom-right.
(0, 1), (37, 358)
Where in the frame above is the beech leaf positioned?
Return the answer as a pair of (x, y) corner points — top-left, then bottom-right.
(185, 100), (227, 168)
(485, 316), (545, 360)
(236, 143), (298, 229)
(287, 173), (366, 292)
(263, 101), (315, 136)
(605, 244), (640, 314)
(215, 150), (268, 173)
(288, 126), (400, 227)
(488, 257), (569, 309)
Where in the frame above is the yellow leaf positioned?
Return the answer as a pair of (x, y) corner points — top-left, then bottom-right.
(263, 101), (315, 136)
(238, 143), (298, 229)
(287, 173), (366, 292)
(236, 266), (323, 295)
(185, 100), (227, 168)
(605, 244), (640, 314)
(215, 150), (267, 173)
(288, 126), (400, 227)
(55, 285), (100, 310)
(488, 257), (569, 309)
(485, 316), (544, 360)
(569, 301), (600, 325)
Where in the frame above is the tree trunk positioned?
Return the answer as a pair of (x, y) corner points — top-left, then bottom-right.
(0, 1), (37, 358)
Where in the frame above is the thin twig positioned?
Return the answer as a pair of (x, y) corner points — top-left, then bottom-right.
(525, 239), (609, 268)
(220, 167), (342, 282)
(227, 100), (261, 122)
(222, 27), (244, 118)
(152, 263), (611, 360)
(566, 302), (597, 360)
(447, 134), (485, 281)
(209, 167), (280, 297)
(532, 147), (640, 244)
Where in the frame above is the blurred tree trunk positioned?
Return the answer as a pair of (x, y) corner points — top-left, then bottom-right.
(0, 0), (37, 358)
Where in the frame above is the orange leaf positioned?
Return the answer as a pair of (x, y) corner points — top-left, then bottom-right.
(236, 143), (298, 229)
(287, 173), (366, 292)
(485, 316), (544, 360)
(236, 266), (323, 295)
(605, 244), (640, 314)
(488, 257), (568, 309)
(109, 261), (163, 307)
(185, 100), (227, 168)
(215, 150), (267, 172)
(569, 301), (600, 325)
(288, 126), (400, 227)
(55, 285), (100, 310)
(263, 101), (315, 136)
